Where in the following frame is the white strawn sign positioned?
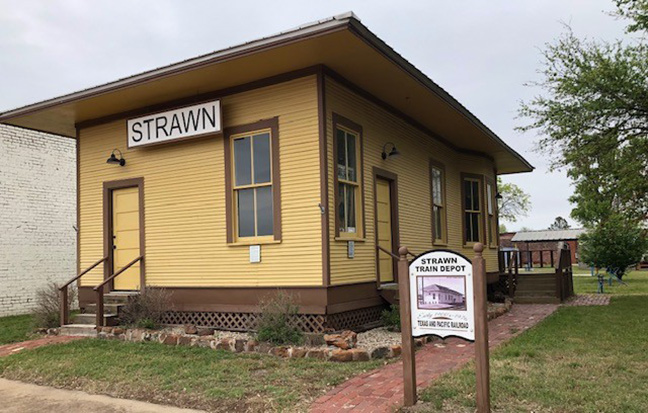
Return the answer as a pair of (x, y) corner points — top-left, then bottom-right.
(409, 249), (475, 341)
(127, 100), (222, 148)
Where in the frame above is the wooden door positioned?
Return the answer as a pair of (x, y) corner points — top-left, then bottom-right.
(112, 187), (141, 290)
(376, 178), (395, 283)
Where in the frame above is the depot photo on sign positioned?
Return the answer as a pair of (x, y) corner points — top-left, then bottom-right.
(416, 276), (466, 311)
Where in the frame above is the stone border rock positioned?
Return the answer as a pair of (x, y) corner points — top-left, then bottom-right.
(90, 326), (433, 362)
(45, 301), (513, 362)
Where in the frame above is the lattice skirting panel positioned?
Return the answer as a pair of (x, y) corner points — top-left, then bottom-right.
(161, 305), (386, 333)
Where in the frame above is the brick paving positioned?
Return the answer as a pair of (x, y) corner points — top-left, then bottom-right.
(0, 336), (84, 357)
(563, 294), (611, 306)
(310, 304), (558, 413)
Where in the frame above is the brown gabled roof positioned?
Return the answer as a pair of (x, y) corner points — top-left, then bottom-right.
(0, 12), (532, 174)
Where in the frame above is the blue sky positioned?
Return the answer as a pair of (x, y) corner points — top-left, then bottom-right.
(0, 0), (629, 230)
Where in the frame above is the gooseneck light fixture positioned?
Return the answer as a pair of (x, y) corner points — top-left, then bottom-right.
(381, 142), (400, 160)
(106, 149), (126, 166)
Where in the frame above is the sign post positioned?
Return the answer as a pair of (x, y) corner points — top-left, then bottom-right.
(397, 243), (490, 411)
(397, 246), (416, 406)
(472, 243), (491, 413)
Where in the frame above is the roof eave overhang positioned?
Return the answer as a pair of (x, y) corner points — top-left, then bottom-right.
(0, 13), (533, 174)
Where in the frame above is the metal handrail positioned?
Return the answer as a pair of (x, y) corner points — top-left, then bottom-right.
(59, 257), (107, 291)
(93, 256), (143, 292)
(93, 255), (143, 328)
(376, 245), (399, 260)
(58, 256), (108, 326)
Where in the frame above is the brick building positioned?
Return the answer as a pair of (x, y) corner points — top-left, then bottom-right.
(0, 125), (76, 316)
(500, 229), (584, 267)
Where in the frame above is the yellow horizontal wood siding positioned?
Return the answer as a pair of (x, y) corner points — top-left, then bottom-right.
(79, 76), (322, 287)
(326, 78), (499, 285)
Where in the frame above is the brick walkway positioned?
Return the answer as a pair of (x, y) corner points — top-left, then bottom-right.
(0, 336), (84, 357)
(310, 304), (558, 413)
(563, 294), (611, 306)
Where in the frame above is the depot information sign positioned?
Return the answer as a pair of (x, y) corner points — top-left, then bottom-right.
(127, 100), (222, 148)
(409, 249), (475, 341)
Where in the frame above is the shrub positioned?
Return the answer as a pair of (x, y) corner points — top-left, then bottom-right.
(381, 304), (401, 332)
(34, 281), (77, 328)
(256, 290), (303, 345)
(119, 288), (172, 329)
(580, 215), (648, 279)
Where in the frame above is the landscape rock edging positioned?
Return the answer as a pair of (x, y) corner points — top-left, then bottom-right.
(90, 326), (432, 362)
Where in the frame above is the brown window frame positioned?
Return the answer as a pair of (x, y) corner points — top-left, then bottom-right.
(485, 176), (498, 248)
(429, 159), (447, 245)
(224, 117), (281, 244)
(333, 113), (365, 240)
(461, 173), (486, 246)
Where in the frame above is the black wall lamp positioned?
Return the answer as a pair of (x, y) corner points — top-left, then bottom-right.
(495, 192), (503, 200)
(106, 149), (126, 166)
(381, 142), (400, 160)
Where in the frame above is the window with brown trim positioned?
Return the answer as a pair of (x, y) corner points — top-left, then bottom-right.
(225, 118), (281, 243)
(462, 175), (483, 244)
(486, 178), (498, 248)
(430, 160), (447, 244)
(333, 114), (364, 239)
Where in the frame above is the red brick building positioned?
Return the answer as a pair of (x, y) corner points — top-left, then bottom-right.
(500, 229), (585, 267)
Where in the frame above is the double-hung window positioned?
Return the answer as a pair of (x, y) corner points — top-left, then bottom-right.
(430, 161), (447, 244)
(463, 176), (483, 244)
(334, 114), (363, 238)
(486, 179), (498, 247)
(226, 118), (280, 243)
(337, 128), (360, 234)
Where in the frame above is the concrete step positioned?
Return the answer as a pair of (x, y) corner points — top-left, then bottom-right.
(73, 313), (119, 326)
(59, 324), (98, 337)
(84, 303), (123, 315)
(103, 292), (138, 304)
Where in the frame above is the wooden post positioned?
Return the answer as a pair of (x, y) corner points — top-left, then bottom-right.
(59, 287), (68, 327)
(550, 250), (554, 268)
(397, 246), (417, 407)
(472, 243), (490, 413)
(96, 289), (104, 328)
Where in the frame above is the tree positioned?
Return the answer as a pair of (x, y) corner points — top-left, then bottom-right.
(548, 216), (571, 230)
(579, 214), (648, 279)
(518, 1), (648, 226)
(499, 223), (508, 233)
(497, 177), (531, 223)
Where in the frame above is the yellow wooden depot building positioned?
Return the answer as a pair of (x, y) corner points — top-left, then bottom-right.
(0, 13), (532, 331)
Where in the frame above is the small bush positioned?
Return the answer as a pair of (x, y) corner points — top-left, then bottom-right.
(381, 304), (401, 332)
(34, 281), (77, 328)
(256, 290), (304, 345)
(119, 288), (172, 329)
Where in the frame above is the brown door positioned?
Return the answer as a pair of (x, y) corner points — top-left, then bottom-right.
(376, 178), (395, 283)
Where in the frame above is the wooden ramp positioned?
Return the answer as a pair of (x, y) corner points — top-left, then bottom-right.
(514, 273), (562, 304)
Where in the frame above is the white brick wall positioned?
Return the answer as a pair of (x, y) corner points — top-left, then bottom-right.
(0, 125), (76, 316)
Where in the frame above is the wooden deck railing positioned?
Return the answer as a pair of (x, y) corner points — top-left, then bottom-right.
(498, 250), (519, 297)
(58, 256), (108, 326)
(501, 249), (565, 269)
(93, 256), (143, 328)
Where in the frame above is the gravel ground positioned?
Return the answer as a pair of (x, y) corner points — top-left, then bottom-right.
(356, 327), (402, 351)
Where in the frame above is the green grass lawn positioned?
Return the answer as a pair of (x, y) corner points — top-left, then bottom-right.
(0, 314), (35, 345)
(415, 295), (648, 412)
(0, 339), (383, 412)
(573, 270), (648, 295)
